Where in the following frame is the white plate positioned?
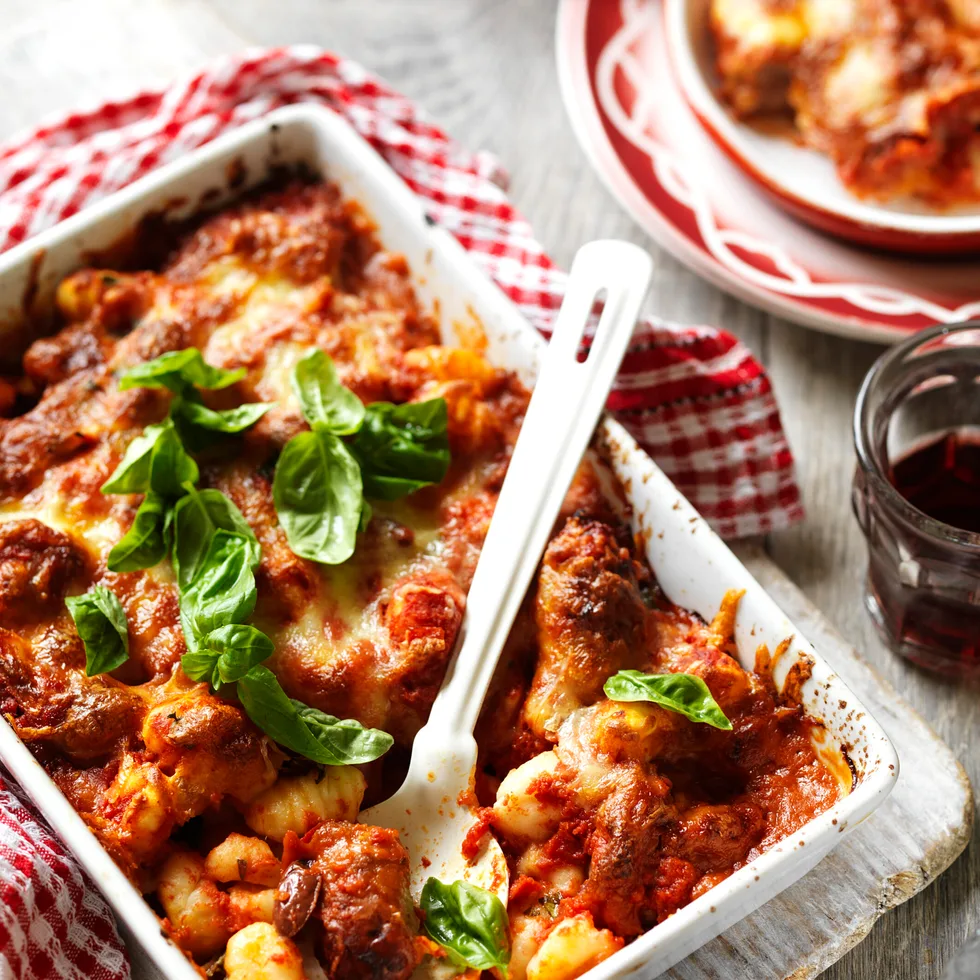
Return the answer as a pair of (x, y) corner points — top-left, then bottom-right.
(0, 104), (898, 980)
(555, 0), (980, 342)
(668, 0), (980, 253)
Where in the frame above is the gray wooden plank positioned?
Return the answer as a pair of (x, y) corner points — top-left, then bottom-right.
(763, 320), (980, 980)
(0, 0), (243, 132)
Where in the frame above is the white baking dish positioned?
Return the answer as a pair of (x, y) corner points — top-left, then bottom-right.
(0, 104), (898, 980)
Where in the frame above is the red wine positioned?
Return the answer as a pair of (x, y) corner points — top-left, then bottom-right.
(864, 429), (980, 674)
(889, 430), (980, 533)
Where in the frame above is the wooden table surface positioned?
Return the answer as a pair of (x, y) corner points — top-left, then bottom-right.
(1, 1), (975, 977)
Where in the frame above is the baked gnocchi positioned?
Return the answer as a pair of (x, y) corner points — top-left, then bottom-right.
(0, 179), (843, 980)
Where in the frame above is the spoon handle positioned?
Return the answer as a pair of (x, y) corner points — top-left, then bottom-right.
(418, 239), (653, 744)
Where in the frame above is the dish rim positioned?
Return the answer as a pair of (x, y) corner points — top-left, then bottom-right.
(0, 102), (899, 980)
(666, 0), (980, 250)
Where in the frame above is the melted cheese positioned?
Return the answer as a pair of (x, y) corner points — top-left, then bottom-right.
(0, 499), (119, 553)
(0, 499), (177, 587)
(200, 254), (323, 392)
(713, 0), (806, 51)
(264, 491), (458, 671)
(802, 0), (854, 39)
(823, 42), (895, 128)
(254, 340), (310, 406)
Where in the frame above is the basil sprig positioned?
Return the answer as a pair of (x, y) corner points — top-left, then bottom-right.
(171, 487), (261, 589)
(274, 430), (363, 565)
(273, 349), (450, 565)
(292, 348), (366, 434)
(179, 530), (258, 646)
(65, 585), (130, 676)
(107, 491), (171, 572)
(172, 397), (271, 451)
(181, 624), (274, 691)
(351, 400), (450, 500)
(102, 348), (267, 573)
(102, 420), (199, 497)
(170, 502), (391, 766)
(420, 878), (510, 974)
(603, 670), (733, 730)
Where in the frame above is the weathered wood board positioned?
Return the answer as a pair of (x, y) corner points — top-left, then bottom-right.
(120, 546), (972, 980)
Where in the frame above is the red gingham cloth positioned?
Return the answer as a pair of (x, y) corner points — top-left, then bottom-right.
(0, 46), (803, 980)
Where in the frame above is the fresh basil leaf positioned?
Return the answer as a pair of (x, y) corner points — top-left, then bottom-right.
(179, 530), (256, 648)
(146, 422), (199, 497)
(101, 422), (168, 494)
(358, 499), (373, 534)
(360, 473), (433, 500)
(350, 399), (450, 500)
(102, 420), (198, 496)
(180, 625), (273, 690)
(180, 649), (221, 688)
(291, 349), (365, 435)
(118, 348), (245, 393)
(236, 665), (392, 765)
(273, 430), (362, 565)
(173, 397), (270, 435)
(236, 665), (332, 761)
(603, 670), (733, 730)
(172, 488), (260, 589)
(210, 624), (275, 684)
(420, 878), (510, 973)
(107, 491), (171, 572)
(163, 505), (175, 549)
(290, 700), (394, 765)
(65, 585), (130, 676)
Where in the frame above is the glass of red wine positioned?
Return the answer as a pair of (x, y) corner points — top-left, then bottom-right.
(853, 322), (980, 677)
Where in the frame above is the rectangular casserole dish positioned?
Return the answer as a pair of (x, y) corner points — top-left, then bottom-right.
(0, 104), (899, 980)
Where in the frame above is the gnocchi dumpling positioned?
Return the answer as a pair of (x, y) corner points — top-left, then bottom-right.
(243, 767), (366, 841)
(515, 844), (585, 897)
(156, 850), (230, 958)
(224, 922), (304, 980)
(227, 884), (277, 930)
(205, 833), (280, 887)
(508, 913), (554, 980)
(491, 751), (563, 845)
(526, 914), (622, 980)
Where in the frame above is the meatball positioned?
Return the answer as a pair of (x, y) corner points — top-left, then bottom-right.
(299, 822), (420, 980)
(0, 625), (144, 761)
(580, 765), (673, 937)
(142, 687), (280, 818)
(0, 519), (87, 626)
(382, 569), (465, 740)
(666, 802), (766, 873)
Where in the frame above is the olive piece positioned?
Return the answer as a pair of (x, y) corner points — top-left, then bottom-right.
(274, 861), (322, 937)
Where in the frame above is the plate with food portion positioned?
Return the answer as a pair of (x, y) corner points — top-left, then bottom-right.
(556, 0), (980, 341)
(670, 0), (980, 253)
(0, 104), (897, 980)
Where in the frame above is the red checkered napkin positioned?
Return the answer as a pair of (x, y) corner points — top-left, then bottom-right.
(0, 46), (802, 980)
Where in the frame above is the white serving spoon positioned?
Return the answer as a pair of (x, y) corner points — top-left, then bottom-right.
(359, 240), (653, 905)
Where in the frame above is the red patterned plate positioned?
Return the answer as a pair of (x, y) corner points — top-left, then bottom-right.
(555, 0), (980, 342)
